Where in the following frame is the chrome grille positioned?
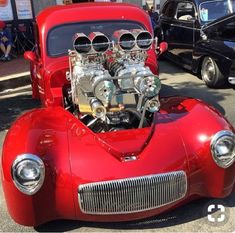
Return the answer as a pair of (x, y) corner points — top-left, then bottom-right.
(78, 171), (187, 214)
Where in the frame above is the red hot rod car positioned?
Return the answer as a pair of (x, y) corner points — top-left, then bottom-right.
(1, 3), (235, 226)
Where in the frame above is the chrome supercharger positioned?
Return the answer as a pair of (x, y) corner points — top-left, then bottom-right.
(66, 29), (161, 132)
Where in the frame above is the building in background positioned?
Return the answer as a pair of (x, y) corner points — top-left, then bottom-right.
(32, 0), (56, 15)
(0, 0), (34, 22)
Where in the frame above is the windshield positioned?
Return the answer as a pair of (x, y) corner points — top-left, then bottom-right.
(47, 20), (144, 57)
(199, 0), (235, 23)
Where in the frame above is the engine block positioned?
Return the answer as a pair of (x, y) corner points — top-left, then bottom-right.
(67, 30), (161, 131)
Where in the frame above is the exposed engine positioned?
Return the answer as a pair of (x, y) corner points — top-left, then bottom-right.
(64, 29), (161, 132)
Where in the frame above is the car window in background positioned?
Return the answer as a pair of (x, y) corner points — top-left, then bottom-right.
(47, 21), (144, 57)
(199, 0), (235, 23)
(176, 2), (195, 20)
(161, 1), (177, 18)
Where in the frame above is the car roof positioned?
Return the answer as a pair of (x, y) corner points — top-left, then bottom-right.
(37, 3), (151, 32)
(37, 3), (152, 64)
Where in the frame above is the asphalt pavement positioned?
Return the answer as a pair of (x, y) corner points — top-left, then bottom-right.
(0, 60), (234, 232)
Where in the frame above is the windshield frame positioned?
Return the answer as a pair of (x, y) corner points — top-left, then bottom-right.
(46, 20), (146, 58)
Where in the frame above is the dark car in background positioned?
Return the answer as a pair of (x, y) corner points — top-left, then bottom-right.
(158, 0), (235, 88)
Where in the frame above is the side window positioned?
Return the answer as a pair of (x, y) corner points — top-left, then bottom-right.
(176, 2), (196, 21)
(162, 2), (177, 18)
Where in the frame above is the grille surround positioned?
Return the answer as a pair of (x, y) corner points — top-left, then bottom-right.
(78, 171), (187, 215)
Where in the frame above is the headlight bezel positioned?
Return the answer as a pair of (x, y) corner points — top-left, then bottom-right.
(211, 130), (235, 168)
(11, 154), (45, 195)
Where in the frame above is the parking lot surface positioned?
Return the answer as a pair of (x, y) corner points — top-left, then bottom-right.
(0, 60), (234, 232)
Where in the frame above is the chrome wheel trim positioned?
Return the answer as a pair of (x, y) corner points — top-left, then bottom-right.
(202, 57), (216, 83)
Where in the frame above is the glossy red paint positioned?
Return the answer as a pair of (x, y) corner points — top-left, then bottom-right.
(1, 2), (235, 227)
(1, 97), (235, 226)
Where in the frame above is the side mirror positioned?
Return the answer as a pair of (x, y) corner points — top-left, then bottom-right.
(158, 42), (168, 55)
(24, 51), (36, 62)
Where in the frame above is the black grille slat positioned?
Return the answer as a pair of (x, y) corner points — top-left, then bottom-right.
(78, 171), (187, 214)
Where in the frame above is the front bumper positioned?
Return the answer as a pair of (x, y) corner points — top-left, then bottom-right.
(228, 60), (235, 84)
(228, 77), (235, 84)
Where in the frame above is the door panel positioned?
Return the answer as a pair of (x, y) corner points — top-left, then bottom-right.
(161, 1), (197, 68)
(170, 20), (194, 66)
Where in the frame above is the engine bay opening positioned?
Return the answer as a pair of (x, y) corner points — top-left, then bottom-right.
(63, 29), (161, 133)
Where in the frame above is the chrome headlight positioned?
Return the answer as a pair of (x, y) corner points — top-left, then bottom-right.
(12, 154), (45, 195)
(211, 130), (235, 168)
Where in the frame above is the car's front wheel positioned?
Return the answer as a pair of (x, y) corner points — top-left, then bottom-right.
(201, 56), (225, 88)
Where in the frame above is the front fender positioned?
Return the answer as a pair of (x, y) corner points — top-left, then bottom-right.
(193, 41), (232, 76)
(161, 96), (235, 198)
(1, 107), (75, 226)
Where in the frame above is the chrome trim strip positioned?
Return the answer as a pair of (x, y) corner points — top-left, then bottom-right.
(78, 171), (187, 215)
(162, 21), (197, 30)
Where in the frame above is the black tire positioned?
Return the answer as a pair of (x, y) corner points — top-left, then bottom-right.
(201, 56), (226, 88)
